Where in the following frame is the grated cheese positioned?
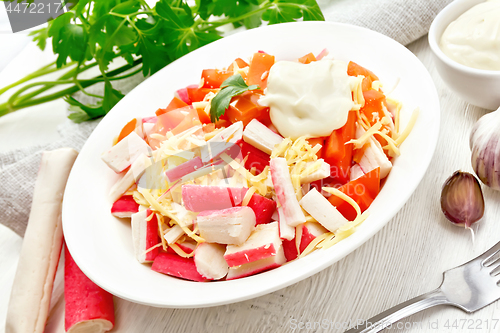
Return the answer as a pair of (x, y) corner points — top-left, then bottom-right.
(242, 186), (258, 206)
(169, 243), (195, 258)
(348, 121), (383, 149)
(394, 107), (419, 146)
(322, 186), (361, 218)
(143, 243), (162, 255)
(156, 213), (168, 251)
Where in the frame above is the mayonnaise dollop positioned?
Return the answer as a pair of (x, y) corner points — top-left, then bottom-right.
(440, 0), (500, 71)
(258, 59), (354, 139)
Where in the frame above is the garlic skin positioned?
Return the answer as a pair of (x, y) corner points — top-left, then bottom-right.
(440, 171), (484, 228)
(470, 108), (500, 190)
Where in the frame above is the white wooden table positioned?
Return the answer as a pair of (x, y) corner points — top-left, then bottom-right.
(2, 24), (500, 333)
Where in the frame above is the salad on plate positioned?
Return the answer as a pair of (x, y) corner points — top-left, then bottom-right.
(101, 50), (418, 282)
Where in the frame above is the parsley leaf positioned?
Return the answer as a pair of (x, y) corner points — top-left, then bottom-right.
(210, 74), (259, 123)
(263, 0), (324, 24)
(0, 0), (325, 122)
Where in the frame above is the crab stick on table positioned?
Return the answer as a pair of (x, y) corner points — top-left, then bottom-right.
(5, 148), (77, 333)
(64, 246), (115, 333)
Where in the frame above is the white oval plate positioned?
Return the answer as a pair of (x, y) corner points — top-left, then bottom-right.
(63, 21), (440, 308)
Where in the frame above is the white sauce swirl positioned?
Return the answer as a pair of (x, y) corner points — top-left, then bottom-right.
(440, 0), (500, 71)
(258, 59), (354, 139)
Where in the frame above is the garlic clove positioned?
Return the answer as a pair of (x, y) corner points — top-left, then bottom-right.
(440, 171), (484, 230)
(470, 107), (500, 190)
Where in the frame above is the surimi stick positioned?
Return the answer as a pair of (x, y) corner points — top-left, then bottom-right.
(6, 148), (78, 333)
(64, 245), (115, 333)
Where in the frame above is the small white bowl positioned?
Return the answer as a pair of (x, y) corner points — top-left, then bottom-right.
(428, 0), (500, 110)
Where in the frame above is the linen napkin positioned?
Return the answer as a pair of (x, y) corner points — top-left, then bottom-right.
(0, 0), (453, 236)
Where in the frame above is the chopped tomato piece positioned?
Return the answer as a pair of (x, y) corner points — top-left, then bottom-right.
(116, 118), (137, 144)
(226, 92), (271, 127)
(298, 52), (316, 64)
(156, 97), (189, 116)
(247, 52), (275, 90)
(327, 167), (380, 221)
(176, 85), (197, 105)
(237, 140), (270, 174)
(186, 87), (218, 103)
(361, 89), (386, 124)
(347, 61), (379, 92)
(201, 69), (234, 89)
(227, 58), (249, 71)
(323, 111), (357, 183)
(194, 106), (211, 124)
(306, 137), (325, 158)
(214, 114), (231, 129)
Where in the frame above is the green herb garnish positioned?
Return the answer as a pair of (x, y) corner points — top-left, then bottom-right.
(210, 74), (259, 122)
(0, 0), (324, 122)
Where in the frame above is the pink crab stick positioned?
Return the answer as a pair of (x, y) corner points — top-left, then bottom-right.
(196, 206), (256, 245)
(246, 193), (277, 225)
(297, 222), (328, 253)
(299, 188), (348, 233)
(224, 222), (283, 267)
(111, 195), (139, 218)
(64, 246), (115, 333)
(131, 209), (160, 263)
(152, 253), (209, 282)
(165, 156), (203, 183)
(194, 243), (229, 280)
(101, 131), (151, 173)
(270, 157), (306, 227)
(182, 185), (247, 212)
(226, 243), (286, 280)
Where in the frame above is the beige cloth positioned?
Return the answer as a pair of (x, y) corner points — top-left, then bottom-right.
(0, 0), (453, 236)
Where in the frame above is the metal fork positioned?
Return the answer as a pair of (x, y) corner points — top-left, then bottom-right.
(345, 241), (500, 333)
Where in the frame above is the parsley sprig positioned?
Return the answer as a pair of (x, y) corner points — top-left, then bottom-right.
(0, 0), (324, 122)
(210, 74), (259, 122)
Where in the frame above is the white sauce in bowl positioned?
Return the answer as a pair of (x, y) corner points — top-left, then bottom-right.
(258, 60), (354, 139)
(440, 0), (500, 71)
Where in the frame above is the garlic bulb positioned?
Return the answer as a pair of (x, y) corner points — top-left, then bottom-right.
(470, 107), (500, 190)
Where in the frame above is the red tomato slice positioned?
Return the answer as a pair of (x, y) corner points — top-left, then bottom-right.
(116, 118), (137, 144)
(323, 111), (357, 183)
(347, 61), (379, 92)
(156, 97), (189, 116)
(298, 52), (316, 64)
(306, 137), (325, 159)
(201, 69), (234, 89)
(327, 167), (381, 221)
(226, 92), (271, 127)
(247, 52), (275, 90)
(186, 87), (218, 103)
(227, 58), (249, 71)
